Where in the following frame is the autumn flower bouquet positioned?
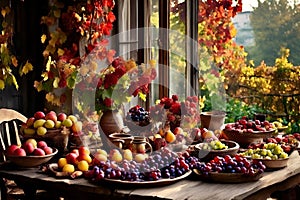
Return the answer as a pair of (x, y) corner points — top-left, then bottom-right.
(149, 95), (200, 132)
(95, 57), (157, 112)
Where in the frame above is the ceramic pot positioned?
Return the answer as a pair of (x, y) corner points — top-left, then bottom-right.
(99, 110), (126, 137)
(200, 111), (226, 131)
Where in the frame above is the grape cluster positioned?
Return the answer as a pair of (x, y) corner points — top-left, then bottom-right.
(224, 117), (274, 133)
(84, 148), (201, 182)
(126, 105), (150, 124)
(195, 155), (265, 176)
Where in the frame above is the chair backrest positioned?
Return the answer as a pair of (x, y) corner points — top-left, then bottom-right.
(0, 108), (27, 162)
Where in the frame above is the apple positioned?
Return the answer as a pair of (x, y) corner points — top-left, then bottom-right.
(25, 138), (37, 148)
(33, 119), (46, 128)
(33, 148), (45, 156)
(67, 115), (78, 123)
(78, 146), (90, 155)
(71, 121), (83, 133)
(45, 111), (57, 122)
(37, 140), (48, 149)
(62, 118), (73, 127)
(66, 152), (78, 165)
(55, 121), (62, 129)
(23, 128), (36, 135)
(71, 149), (79, 156)
(34, 111), (45, 120)
(23, 142), (35, 154)
(44, 119), (55, 129)
(57, 112), (67, 122)
(43, 146), (53, 155)
(93, 153), (107, 163)
(6, 144), (20, 156)
(13, 148), (26, 156)
(26, 117), (36, 127)
(77, 153), (92, 164)
(173, 127), (184, 135)
(95, 149), (108, 157)
(37, 126), (47, 136)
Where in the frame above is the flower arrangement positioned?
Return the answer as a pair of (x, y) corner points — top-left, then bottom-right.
(149, 95), (201, 132)
(0, 5), (33, 90)
(34, 0), (116, 107)
(95, 57), (157, 112)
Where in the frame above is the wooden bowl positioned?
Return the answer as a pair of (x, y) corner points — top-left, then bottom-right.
(253, 157), (289, 169)
(5, 148), (58, 168)
(222, 127), (275, 147)
(193, 140), (240, 161)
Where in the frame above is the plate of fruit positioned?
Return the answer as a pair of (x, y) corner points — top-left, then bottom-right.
(193, 154), (265, 183)
(239, 143), (289, 169)
(222, 117), (276, 147)
(83, 148), (196, 187)
(193, 139), (239, 161)
(5, 139), (58, 168)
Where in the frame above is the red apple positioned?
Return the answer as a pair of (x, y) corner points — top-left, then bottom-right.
(45, 111), (57, 122)
(23, 142), (35, 155)
(34, 111), (45, 120)
(43, 146), (53, 155)
(6, 144), (20, 156)
(33, 148), (45, 156)
(66, 152), (78, 165)
(13, 148), (26, 156)
(71, 149), (79, 156)
(26, 117), (36, 127)
(37, 141), (48, 149)
(173, 127), (184, 135)
(78, 146), (90, 155)
(57, 112), (67, 122)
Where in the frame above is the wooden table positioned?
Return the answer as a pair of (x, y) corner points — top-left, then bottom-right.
(1, 151), (300, 200)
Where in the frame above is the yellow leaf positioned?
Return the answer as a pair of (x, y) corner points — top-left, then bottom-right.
(57, 48), (64, 56)
(1, 9), (6, 17)
(45, 92), (55, 102)
(11, 56), (18, 67)
(20, 61), (33, 75)
(0, 79), (5, 90)
(34, 81), (43, 92)
(138, 92), (147, 101)
(41, 34), (47, 43)
(41, 72), (49, 81)
(12, 75), (18, 90)
(46, 56), (51, 71)
(53, 77), (59, 88)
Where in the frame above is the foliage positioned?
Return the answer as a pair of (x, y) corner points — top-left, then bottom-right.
(225, 98), (264, 123)
(92, 57), (156, 112)
(226, 47), (300, 122)
(0, 4), (33, 90)
(34, 0), (116, 107)
(249, 0), (300, 65)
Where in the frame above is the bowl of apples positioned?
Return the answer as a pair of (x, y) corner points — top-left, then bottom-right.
(5, 139), (58, 168)
(222, 118), (276, 147)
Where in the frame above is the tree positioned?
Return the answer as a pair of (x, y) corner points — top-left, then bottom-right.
(249, 0), (300, 65)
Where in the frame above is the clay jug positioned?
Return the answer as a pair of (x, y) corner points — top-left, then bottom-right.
(99, 110), (126, 137)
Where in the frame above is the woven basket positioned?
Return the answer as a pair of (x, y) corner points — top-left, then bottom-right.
(21, 127), (70, 153)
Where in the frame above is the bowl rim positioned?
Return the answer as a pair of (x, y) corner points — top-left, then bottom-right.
(194, 140), (240, 152)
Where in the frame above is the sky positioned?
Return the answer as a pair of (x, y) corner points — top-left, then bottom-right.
(242, 0), (258, 11)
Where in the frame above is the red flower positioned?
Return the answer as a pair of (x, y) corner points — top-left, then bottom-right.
(103, 97), (114, 107)
(172, 94), (179, 101)
(58, 79), (67, 88)
(114, 65), (127, 78)
(107, 11), (116, 23)
(167, 114), (176, 122)
(170, 102), (181, 115)
(103, 74), (118, 89)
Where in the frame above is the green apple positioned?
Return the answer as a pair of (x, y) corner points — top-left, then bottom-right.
(33, 119), (46, 128)
(62, 118), (73, 127)
(37, 126), (47, 136)
(55, 121), (62, 129)
(23, 128), (36, 135)
(44, 119), (55, 129)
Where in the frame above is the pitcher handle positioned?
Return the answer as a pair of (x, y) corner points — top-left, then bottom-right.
(145, 141), (153, 154)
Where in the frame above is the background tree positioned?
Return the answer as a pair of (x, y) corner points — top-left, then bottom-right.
(249, 0), (300, 65)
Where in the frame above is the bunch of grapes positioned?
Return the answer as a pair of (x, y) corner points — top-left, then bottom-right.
(195, 154), (266, 176)
(84, 148), (201, 183)
(126, 105), (150, 125)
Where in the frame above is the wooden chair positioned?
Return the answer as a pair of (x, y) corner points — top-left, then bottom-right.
(0, 108), (27, 200)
